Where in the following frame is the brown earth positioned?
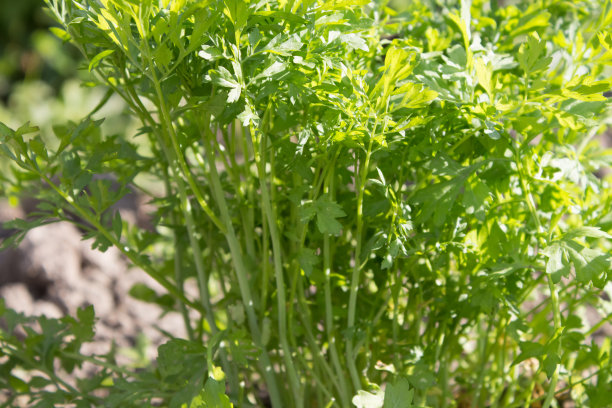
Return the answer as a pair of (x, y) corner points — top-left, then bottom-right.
(0, 199), (187, 363)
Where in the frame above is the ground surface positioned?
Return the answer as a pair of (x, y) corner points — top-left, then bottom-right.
(0, 198), (187, 364)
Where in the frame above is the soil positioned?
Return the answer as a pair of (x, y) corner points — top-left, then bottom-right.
(0, 198), (187, 363)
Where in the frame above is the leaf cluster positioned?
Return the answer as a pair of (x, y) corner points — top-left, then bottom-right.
(1, 0), (612, 407)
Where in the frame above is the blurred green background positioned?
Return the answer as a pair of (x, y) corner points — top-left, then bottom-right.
(0, 0), (132, 140)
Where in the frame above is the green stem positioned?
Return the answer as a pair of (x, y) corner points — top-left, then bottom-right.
(516, 150), (561, 408)
(470, 314), (494, 408)
(199, 117), (283, 407)
(162, 170), (194, 341)
(248, 116), (302, 407)
(346, 138), (374, 391)
(175, 179), (218, 330)
(294, 290), (344, 403)
(145, 52), (225, 234)
(323, 151), (351, 408)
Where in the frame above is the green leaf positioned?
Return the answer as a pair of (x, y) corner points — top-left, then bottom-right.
(370, 47), (417, 100)
(513, 341), (546, 365)
(517, 33), (551, 74)
(210, 66), (239, 89)
(237, 105), (258, 126)
(198, 45), (222, 61)
(74, 305), (95, 342)
(9, 374), (29, 393)
(88, 49), (115, 72)
(352, 389), (384, 408)
(564, 226), (612, 240)
(320, 0), (370, 9)
(112, 211), (122, 240)
(227, 86), (241, 103)
(314, 196), (346, 235)
(561, 86), (608, 102)
(192, 376), (232, 408)
(412, 171), (469, 227)
(383, 377), (414, 408)
(254, 61), (287, 81)
(475, 58), (494, 97)
(157, 339), (206, 380)
(541, 242), (566, 277)
(543, 353), (560, 379)
(263, 33), (303, 56)
(154, 44), (173, 69)
(28, 137), (48, 161)
(224, 0), (248, 32)
(228, 304), (245, 326)
(49, 27), (71, 41)
(298, 201), (316, 223)
(406, 363), (435, 390)
(129, 283), (175, 309)
(298, 248), (319, 277)
(393, 82), (438, 110)
(462, 178), (490, 221)
(340, 33), (369, 52)
(564, 242), (609, 283)
(129, 283), (158, 303)
(511, 11), (550, 37)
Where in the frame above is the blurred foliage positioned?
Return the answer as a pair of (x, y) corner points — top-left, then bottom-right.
(0, 0), (77, 98)
(0, 0), (135, 167)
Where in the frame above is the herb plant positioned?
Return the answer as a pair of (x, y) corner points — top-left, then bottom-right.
(1, 0), (612, 407)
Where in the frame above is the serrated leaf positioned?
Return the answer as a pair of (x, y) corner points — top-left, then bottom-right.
(514, 341), (546, 366)
(475, 58), (494, 97)
(198, 45), (222, 61)
(154, 44), (173, 68)
(211, 66), (239, 89)
(298, 201), (316, 223)
(320, 0), (370, 9)
(340, 33), (369, 52)
(314, 196), (346, 235)
(406, 364), (435, 390)
(195, 376), (232, 408)
(383, 377), (414, 408)
(227, 85), (241, 103)
(517, 33), (551, 74)
(298, 248), (319, 277)
(394, 82), (438, 110)
(462, 178), (490, 220)
(70, 305), (95, 342)
(224, 0), (248, 31)
(254, 61), (287, 81)
(542, 242), (565, 276)
(237, 105), (258, 126)
(371, 47), (418, 100)
(543, 354), (560, 379)
(564, 242), (610, 283)
(112, 211), (122, 240)
(263, 33), (303, 56)
(157, 339), (206, 379)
